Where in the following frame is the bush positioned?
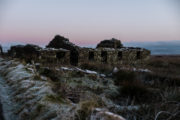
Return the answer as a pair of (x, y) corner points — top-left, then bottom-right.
(120, 80), (151, 103)
(114, 70), (136, 85)
(39, 67), (60, 82)
(45, 94), (65, 103)
(75, 100), (100, 120)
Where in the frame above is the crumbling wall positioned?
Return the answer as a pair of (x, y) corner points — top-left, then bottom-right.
(6, 35), (151, 66)
(39, 48), (70, 65)
(78, 47), (150, 66)
(8, 44), (41, 63)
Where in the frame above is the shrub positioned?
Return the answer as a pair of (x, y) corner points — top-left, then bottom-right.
(33, 74), (41, 80)
(39, 67), (60, 82)
(75, 100), (100, 120)
(45, 94), (65, 103)
(114, 70), (136, 85)
(120, 80), (151, 103)
(161, 87), (180, 102)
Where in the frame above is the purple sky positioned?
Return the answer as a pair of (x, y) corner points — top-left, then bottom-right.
(0, 0), (180, 46)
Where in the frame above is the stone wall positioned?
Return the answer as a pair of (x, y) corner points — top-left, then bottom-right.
(78, 47), (150, 66)
(7, 35), (151, 67)
(39, 48), (70, 65)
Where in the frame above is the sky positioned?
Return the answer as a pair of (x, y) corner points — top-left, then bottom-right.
(0, 0), (180, 46)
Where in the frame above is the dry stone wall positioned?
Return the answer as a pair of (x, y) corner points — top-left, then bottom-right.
(7, 35), (151, 66)
(78, 47), (150, 66)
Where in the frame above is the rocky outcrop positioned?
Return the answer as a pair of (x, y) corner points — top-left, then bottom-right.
(96, 38), (123, 49)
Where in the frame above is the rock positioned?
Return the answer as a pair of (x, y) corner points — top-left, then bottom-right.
(113, 67), (119, 73)
(96, 38), (123, 48)
(91, 108), (126, 120)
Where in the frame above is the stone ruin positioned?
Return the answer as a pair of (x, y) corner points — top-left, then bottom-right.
(46, 35), (79, 65)
(7, 35), (151, 66)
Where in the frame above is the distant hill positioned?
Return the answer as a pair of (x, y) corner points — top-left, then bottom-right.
(124, 41), (180, 55)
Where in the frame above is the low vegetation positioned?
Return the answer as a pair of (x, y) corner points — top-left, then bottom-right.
(1, 55), (180, 120)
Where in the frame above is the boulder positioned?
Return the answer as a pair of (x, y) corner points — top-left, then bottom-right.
(96, 38), (123, 49)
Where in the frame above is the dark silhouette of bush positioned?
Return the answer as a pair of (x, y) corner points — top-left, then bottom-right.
(96, 38), (123, 48)
(8, 44), (41, 63)
(46, 35), (80, 66)
(120, 80), (151, 103)
(46, 35), (79, 51)
(39, 67), (60, 82)
(114, 70), (136, 85)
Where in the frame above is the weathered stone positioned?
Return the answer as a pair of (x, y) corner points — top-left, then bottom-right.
(39, 48), (70, 65)
(96, 38), (123, 48)
(8, 45), (25, 58)
(46, 35), (80, 66)
(8, 44), (41, 57)
(8, 44), (42, 63)
(78, 47), (150, 66)
(7, 35), (150, 66)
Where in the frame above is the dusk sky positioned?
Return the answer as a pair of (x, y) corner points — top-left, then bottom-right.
(0, 0), (180, 46)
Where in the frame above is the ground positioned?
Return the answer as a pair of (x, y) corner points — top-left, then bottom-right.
(0, 55), (180, 120)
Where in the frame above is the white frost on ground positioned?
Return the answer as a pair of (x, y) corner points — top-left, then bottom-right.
(0, 58), (129, 120)
(0, 75), (18, 120)
(116, 67), (151, 73)
(61, 66), (106, 77)
(132, 68), (151, 73)
(91, 108), (126, 120)
(0, 58), (58, 120)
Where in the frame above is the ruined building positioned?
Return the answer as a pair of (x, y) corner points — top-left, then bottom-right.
(8, 35), (150, 66)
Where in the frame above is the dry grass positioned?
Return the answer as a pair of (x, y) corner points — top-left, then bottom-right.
(147, 55), (180, 78)
(80, 62), (113, 73)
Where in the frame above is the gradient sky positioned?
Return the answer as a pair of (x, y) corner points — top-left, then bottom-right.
(0, 0), (180, 46)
